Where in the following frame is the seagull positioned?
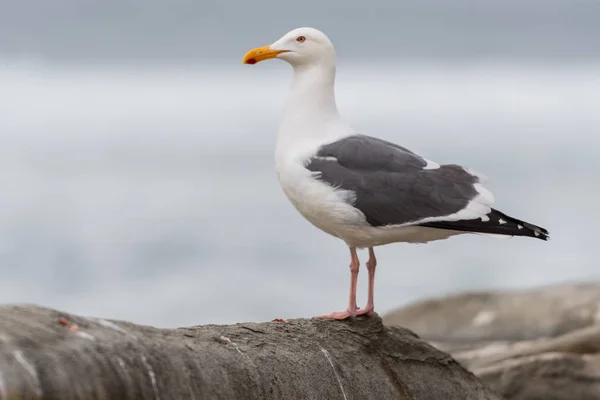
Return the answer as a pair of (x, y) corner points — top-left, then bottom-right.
(242, 27), (549, 320)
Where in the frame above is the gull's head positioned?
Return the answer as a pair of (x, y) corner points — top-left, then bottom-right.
(243, 27), (335, 69)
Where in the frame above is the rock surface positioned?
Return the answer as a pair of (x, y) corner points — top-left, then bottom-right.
(383, 281), (600, 400)
(0, 305), (498, 400)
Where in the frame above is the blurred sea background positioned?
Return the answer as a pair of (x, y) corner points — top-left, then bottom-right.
(1, 0), (598, 327)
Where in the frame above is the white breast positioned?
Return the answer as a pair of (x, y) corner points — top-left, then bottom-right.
(275, 158), (366, 240)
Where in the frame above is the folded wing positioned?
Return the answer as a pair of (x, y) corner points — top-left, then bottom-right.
(305, 134), (548, 240)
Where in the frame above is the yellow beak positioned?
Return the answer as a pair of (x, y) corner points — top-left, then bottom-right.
(242, 45), (288, 64)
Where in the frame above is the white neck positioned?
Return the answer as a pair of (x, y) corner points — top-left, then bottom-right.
(283, 64), (339, 123)
(276, 64), (352, 160)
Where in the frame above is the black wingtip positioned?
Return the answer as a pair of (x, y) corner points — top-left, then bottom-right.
(534, 230), (550, 241)
(420, 209), (550, 241)
(521, 220), (549, 241)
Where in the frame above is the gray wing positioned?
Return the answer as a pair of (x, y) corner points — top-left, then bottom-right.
(305, 135), (481, 227)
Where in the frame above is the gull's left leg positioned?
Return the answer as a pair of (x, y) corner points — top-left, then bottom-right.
(356, 247), (377, 317)
(316, 247), (360, 320)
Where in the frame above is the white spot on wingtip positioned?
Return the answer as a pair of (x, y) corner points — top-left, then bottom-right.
(472, 311), (496, 326)
(517, 224), (523, 229)
(13, 351), (42, 397)
(423, 159), (440, 170)
(534, 231), (540, 236)
(498, 219), (507, 224)
(481, 215), (490, 222)
(141, 355), (160, 400)
(320, 347), (348, 400)
(219, 336), (243, 355)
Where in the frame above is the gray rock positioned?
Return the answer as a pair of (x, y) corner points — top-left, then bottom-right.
(476, 352), (600, 400)
(0, 305), (498, 400)
(383, 281), (600, 400)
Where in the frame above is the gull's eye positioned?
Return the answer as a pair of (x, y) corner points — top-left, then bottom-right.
(296, 36), (306, 43)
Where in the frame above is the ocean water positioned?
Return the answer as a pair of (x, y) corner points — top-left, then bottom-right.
(0, 61), (598, 327)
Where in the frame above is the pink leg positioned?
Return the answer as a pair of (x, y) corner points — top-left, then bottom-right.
(356, 247), (376, 317)
(316, 247), (360, 320)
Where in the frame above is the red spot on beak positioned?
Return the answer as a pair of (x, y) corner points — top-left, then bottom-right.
(246, 58), (257, 65)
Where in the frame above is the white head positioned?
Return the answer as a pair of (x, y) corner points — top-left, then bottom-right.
(243, 27), (336, 69)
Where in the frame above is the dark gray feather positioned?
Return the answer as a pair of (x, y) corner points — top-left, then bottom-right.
(306, 135), (479, 227)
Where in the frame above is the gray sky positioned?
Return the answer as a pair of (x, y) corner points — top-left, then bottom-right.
(1, 0), (599, 62)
